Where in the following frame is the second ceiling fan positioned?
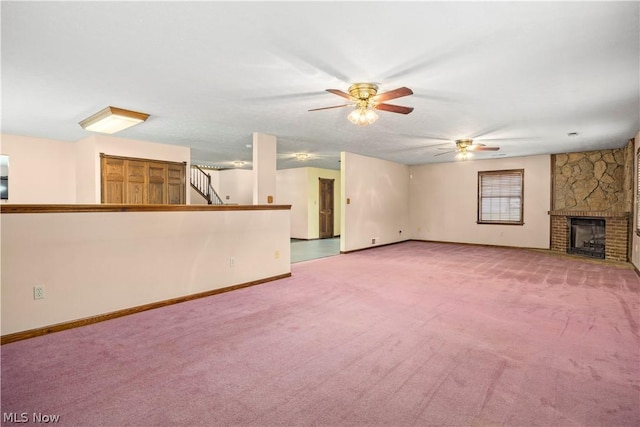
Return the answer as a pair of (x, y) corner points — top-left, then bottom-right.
(435, 138), (500, 160)
(309, 83), (414, 126)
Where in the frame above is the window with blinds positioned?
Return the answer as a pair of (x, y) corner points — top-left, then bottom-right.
(477, 169), (524, 225)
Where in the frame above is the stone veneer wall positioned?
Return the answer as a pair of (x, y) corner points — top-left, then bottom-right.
(553, 144), (632, 211)
(550, 140), (633, 262)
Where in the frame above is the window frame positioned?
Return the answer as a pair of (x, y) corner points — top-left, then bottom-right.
(477, 169), (524, 225)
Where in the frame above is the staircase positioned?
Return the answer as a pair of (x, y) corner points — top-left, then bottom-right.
(190, 165), (224, 205)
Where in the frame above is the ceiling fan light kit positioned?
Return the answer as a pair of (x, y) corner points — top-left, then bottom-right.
(347, 105), (379, 126)
(345, 83), (380, 127)
(79, 106), (149, 134)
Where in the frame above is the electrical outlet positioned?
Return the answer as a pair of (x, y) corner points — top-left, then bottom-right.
(371, 238), (376, 245)
(33, 286), (45, 300)
(275, 250), (280, 259)
(229, 257), (235, 267)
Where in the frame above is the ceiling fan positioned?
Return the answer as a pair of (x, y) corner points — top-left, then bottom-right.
(277, 150), (335, 166)
(435, 138), (500, 160)
(309, 83), (414, 126)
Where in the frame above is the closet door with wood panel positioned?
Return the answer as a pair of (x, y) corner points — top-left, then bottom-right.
(126, 160), (148, 204)
(167, 163), (185, 204)
(100, 154), (185, 205)
(148, 162), (167, 204)
(101, 156), (126, 203)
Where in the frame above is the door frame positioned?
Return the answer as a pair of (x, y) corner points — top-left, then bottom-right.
(319, 178), (334, 239)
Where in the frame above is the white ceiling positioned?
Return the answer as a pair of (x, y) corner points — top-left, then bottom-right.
(2, 1), (639, 170)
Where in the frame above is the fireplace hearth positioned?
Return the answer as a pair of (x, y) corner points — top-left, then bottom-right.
(568, 218), (605, 259)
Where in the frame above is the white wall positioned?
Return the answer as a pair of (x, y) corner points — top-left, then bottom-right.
(219, 169), (253, 204)
(190, 186), (209, 204)
(1, 207), (291, 335)
(409, 155), (551, 248)
(341, 152), (410, 252)
(276, 167), (342, 239)
(253, 132), (277, 205)
(0, 134), (76, 203)
(277, 168), (308, 238)
(632, 131), (640, 270)
(0, 134), (193, 204)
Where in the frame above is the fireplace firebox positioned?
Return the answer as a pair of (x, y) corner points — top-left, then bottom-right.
(568, 218), (605, 259)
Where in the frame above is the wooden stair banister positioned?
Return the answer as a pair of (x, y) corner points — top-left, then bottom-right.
(190, 165), (224, 205)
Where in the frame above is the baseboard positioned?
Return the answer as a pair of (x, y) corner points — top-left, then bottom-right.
(340, 239), (410, 254)
(292, 236), (341, 241)
(411, 239), (634, 267)
(409, 238), (544, 252)
(1, 272), (291, 345)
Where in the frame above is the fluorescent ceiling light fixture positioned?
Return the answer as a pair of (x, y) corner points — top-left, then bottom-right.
(79, 106), (149, 134)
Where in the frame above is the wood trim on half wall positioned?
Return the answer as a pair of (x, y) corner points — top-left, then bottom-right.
(0, 204), (291, 214)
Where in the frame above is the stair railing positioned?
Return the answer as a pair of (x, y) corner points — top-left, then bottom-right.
(190, 165), (224, 205)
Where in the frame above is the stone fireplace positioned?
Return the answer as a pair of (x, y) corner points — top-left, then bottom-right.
(549, 142), (633, 262)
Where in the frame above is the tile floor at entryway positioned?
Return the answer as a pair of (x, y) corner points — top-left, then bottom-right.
(290, 237), (340, 263)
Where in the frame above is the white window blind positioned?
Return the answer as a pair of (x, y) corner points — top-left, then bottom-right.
(478, 170), (524, 224)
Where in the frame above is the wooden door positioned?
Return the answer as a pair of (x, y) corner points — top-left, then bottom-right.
(319, 178), (334, 239)
(148, 162), (167, 204)
(126, 160), (148, 204)
(167, 163), (185, 204)
(101, 157), (125, 203)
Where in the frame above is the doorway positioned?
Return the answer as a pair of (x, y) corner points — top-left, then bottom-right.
(319, 178), (334, 239)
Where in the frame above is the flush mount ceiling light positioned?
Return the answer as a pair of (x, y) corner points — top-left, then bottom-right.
(233, 161), (245, 168)
(79, 106), (149, 134)
(295, 153), (309, 161)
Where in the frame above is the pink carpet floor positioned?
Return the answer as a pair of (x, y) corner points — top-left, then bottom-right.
(2, 241), (639, 426)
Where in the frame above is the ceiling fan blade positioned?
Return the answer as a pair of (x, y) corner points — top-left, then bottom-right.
(374, 87), (413, 102)
(472, 146), (500, 151)
(434, 151), (454, 156)
(308, 104), (351, 112)
(326, 89), (354, 100)
(375, 103), (414, 114)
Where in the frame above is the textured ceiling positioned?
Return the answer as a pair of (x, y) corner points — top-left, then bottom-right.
(2, 1), (639, 170)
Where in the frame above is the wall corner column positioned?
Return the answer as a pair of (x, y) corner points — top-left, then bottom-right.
(252, 132), (277, 205)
